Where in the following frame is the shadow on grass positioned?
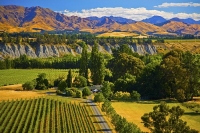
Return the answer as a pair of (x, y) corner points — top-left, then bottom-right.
(184, 112), (200, 116)
(137, 99), (179, 104)
(85, 104), (97, 107)
(93, 121), (107, 123)
(90, 114), (103, 117)
(97, 129), (112, 131)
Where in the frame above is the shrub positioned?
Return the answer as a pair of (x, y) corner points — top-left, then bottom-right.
(76, 90), (82, 98)
(94, 92), (105, 103)
(82, 87), (91, 96)
(22, 80), (36, 90)
(66, 88), (76, 97)
(113, 91), (131, 101)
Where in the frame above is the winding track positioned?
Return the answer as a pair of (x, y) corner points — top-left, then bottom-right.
(87, 98), (112, 133)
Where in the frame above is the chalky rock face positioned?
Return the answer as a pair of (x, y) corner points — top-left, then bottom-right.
(0, 43), (157, 59)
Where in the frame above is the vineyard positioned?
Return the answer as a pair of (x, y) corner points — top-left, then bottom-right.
(0, 98), (96, 133)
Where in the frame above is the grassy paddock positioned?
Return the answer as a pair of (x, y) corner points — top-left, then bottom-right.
(0, 69), (79, 87)
(112, 101), (200, 132)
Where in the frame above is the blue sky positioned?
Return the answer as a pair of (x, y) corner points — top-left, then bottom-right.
(1, 0), (200, 20)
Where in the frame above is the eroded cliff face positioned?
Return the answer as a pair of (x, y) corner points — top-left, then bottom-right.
(0, 43), (157, 59)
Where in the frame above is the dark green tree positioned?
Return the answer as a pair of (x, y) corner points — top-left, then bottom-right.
(35, 73), (49, 90)
(58, 80), (67, 92)
(66, 69), (73, 88)
(90, 42), (105, 85)
(182, 51), (200, 100)
(79, 43), (88, 80)
(109, 53), (144, 80)
(141, 102), (198, 133)
(131, 91), (141, 101)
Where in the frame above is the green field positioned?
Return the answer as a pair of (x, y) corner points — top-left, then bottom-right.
(0, 69), (79, 86)
(112, 101), (200, 132)
(0, 97), (96, 133)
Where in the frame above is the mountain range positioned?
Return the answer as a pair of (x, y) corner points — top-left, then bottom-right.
(0, 5), (200, 35)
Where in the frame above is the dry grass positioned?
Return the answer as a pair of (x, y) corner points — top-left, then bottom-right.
(112, 101), (200, 132)
(0, 84), (23, 90)
(97, 32), (139, 37)
(0, 90), (45, 101)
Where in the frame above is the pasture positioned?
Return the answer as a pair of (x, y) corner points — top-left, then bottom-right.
(112, 101), (200, 132)
(0, 69), (79, 87)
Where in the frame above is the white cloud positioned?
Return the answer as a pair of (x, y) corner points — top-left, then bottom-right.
(58, 7), (200, 21)
(154, 2), (200, 8)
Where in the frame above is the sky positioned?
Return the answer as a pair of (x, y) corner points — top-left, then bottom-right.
(1, 0), (200, 21)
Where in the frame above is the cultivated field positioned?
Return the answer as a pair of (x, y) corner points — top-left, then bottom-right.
(0, 69), (79, 87)
(0, 98), (96, 133)
(112, 101), (200, 132)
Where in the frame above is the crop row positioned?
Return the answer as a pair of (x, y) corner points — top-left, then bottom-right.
(0, 98), (96, 133)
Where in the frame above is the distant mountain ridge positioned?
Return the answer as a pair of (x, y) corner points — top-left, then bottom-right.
(0, 5), (200, 35)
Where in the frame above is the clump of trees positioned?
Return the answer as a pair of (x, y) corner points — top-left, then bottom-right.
(101, 100), (142, 133)
(22, 73), (49, 90)
(141, 102), (198, 133)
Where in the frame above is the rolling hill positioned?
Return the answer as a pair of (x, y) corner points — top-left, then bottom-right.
(0, 5), (200, 35)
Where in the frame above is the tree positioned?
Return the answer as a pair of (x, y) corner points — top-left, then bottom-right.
(58, 80), (67, 92)
(66, 69), (72, 88)
(94, 92), (105, 104)
(160, 54), (188, 101)
(82, 87), (91, 97)
(141, 102), (198, 133)
(114, 73), (136, 92)
(73, 76), (87, 88)
(182, 51), (200, 100)
(101, 81), (112, 100)
(79, 43), (88, 80)
(109, 53), (144, 80)
(112, 44), (133, 57)
(22, 80), (36, 90)
(90, 42), (105, 85)
(35, 73), (49, 90)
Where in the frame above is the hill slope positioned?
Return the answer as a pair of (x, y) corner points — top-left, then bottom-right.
(0, 5), (200, 35)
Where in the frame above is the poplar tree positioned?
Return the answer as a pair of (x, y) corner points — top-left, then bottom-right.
(66, 69), (72, 88)
(90, 42), (105, 85)
(79, 43), (88, 80)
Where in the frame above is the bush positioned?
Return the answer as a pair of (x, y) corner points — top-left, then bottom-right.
(22, 80), (36, 90)
(113, 91), (131, 101)
(73, 76), (87, 88)
(94, 92), (105, 103)
(82, 87), (91, 96)
(131, 91), (141, 101)
(66, 88), (76, 97)
(76, 90), (82, 98)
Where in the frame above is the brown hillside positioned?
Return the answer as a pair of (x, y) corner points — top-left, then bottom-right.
(0, 5), (200, 35)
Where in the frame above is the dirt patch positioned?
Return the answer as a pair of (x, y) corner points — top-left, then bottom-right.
(0, 84), (23, 90)
(0, 90), (45, 101)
